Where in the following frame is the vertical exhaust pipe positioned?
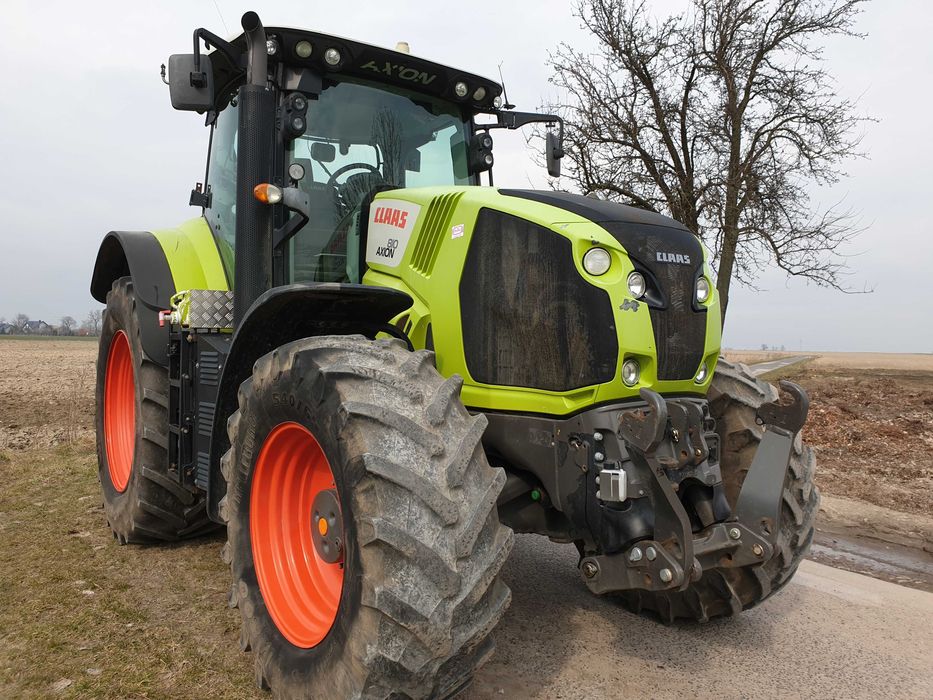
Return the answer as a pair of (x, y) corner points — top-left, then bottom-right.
(233, 11), (275, 326)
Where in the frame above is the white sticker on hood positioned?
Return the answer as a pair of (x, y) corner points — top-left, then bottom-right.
(366, 199), (421, 268)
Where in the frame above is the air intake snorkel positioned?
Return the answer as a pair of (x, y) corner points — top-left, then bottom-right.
(242, 11), (267, 88)
(232, 11), (275, 326)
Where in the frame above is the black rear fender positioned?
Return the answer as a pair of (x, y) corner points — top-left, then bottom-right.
(205, 283), (413, 520)
(90, 231), (176, 366)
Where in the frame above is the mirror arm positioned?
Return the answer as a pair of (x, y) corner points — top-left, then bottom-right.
(191, 28), (240, 80)
(478, 110), (565, 156)
(272, 188), (312, 249)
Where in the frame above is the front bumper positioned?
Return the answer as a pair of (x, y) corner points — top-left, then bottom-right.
(579, 382), (809, 594)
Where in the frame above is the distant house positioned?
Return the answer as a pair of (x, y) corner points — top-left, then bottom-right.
(22, 320), (52, 335)
(0, 322), (14, 335)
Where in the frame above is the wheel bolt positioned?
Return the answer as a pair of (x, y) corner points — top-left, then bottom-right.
(659, 568), (673, 583)
(728, 527), (741, 540)
(594, 431), (604, 441)
(752, 544), (764, 557)
(629, 547), (643, 562)
(594, 451), (605, 462)
(582, 561), (599, 578)
(645, 546), (657, 561)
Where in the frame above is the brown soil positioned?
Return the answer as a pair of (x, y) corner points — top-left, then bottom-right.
(0, 338), (96, 450)
(778, 364), (933, 517)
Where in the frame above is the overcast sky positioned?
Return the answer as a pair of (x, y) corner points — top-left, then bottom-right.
(1, 0), (930, 351)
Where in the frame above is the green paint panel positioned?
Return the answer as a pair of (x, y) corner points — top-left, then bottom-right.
(364, 186), (721, 416)
(152, 217), (229, 293)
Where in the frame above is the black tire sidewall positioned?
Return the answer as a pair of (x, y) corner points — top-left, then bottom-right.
(229, 371), (367, 686)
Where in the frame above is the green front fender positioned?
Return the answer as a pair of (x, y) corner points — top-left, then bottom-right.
(152, 217), (230, 293)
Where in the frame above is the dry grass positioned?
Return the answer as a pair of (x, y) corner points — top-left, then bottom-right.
(0, 441), (259, 699)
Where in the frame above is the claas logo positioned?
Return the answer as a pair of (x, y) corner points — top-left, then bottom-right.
(373, 206), (409, 229)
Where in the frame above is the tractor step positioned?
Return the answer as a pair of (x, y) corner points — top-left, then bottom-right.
(167, 289), (234, 331)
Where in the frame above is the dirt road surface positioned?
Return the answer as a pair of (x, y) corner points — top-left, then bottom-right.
(467, 535), (933, 699)
(748, 354), (814, 375)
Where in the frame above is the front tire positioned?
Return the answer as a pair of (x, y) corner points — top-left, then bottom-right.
(221, 335), (513, 699)
(616, 358), (819, 622)
(95, 277), (214, 543)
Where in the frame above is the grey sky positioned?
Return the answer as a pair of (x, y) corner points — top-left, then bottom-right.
(1, 0), (930, 351)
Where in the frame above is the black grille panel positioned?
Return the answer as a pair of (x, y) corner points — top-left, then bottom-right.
(460, 209), (618, 392)
(602, 223), (706, 380)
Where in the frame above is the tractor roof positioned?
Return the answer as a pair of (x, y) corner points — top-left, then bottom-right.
(209, 26), (503, 114)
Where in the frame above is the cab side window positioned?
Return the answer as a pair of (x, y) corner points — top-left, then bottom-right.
(205, 104), (238, 276)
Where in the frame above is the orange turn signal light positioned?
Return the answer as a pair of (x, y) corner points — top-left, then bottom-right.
(253, 183), (283, 204)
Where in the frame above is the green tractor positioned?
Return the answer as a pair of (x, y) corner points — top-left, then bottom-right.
(90, 11), (818, 698)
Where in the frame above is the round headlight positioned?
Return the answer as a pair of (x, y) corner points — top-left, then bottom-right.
(627, 271), (646, 299)
(295, 40), (313, 59)
(622, 359), (640, 387)
(324, 48), (341, 66)
(473, 86), (487, 101)
(288, 162), (306, 181)
(583, 247), (611, 276)
(454, 81), (469, 98)
(695, 363), (709, 384)
(493, 95), (503, 109)
(696, 277), (711, 304)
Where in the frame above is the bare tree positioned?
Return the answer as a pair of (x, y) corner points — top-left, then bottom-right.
(13, 313), (29, 331)
(85, 309), (103, 336)
(548, 0), (869, 321)
(60, 315), (77, 335)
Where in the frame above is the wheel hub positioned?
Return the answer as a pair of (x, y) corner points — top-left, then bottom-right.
(311, 489), (344, 564)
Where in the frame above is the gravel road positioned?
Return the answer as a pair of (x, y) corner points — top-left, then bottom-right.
(466, 535), (933, 700)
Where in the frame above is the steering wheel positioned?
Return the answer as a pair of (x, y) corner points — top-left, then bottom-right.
(326, 162), (381, 187)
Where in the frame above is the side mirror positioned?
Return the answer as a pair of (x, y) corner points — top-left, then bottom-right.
(546, 130), (564, 178)
(310, 142), (336, 163)
(168, 54), (214, 112)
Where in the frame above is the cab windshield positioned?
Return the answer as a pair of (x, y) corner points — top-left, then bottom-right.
(288, 79), (472, 283)
(204, 78), (473, 285)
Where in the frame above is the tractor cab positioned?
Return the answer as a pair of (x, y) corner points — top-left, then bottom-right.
(172, 23), (562, 291)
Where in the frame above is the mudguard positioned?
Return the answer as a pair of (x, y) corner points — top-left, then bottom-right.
(205, 282), (414, 520)
(90, 218), (229, 366)
(90, 231), (176, 365)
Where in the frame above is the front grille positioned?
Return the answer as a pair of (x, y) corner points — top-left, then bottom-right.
(601, 223), (706, 380)
(459, 209), (618, 392)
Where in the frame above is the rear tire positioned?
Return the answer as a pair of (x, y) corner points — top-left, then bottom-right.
(221, 335), (513, 699)
(615, 358), (819, 622)
(95, 277), (214, 543)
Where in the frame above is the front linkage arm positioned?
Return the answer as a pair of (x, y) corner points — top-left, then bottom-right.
(580, 383), (809, 595)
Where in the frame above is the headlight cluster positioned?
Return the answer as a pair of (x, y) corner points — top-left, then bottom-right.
(627, 271), (646, 299)
(621, 359), (640, 387)
(582, 247), (611, 276)
(696, 276), (711, 304)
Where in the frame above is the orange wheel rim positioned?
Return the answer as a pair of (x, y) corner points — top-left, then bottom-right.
(104, 330), (135, 492)
(250, 422), (344, 648)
